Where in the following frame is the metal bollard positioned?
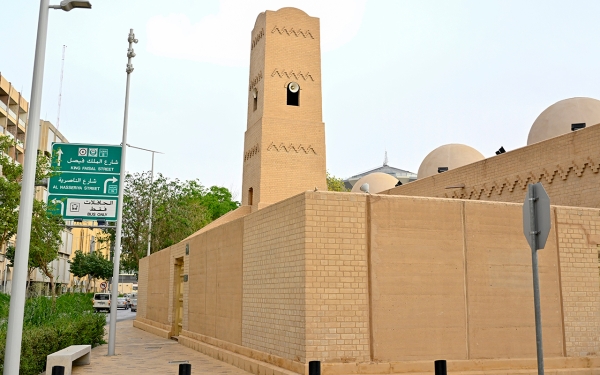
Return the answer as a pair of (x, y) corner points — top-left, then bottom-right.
(434, 360), (447, 375)
(309, 361), (321, 375)
(51, 366), (65, 375)
(179, 363), (192, 375)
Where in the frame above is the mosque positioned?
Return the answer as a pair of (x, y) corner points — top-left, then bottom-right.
(135, 8), (600, 375)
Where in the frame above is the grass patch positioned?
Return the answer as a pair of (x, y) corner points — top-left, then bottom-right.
(0, 293), (105, 375)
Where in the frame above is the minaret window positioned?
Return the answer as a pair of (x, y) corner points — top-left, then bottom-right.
(287, 82), (299, 106)
(248, 187), (253, 205)
(253, 89), (258, 111)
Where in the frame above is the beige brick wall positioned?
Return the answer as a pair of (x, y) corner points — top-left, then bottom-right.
(137, 256), (149, 319)
(242, 193), (307, 361)
(138, 191), (600, 367)
(555, 207), (600, 356)
(304, 192), (370, 362)
(146, 247), (171, 326)
(385, 123), (600, 209)
(187, 218), (244, 344)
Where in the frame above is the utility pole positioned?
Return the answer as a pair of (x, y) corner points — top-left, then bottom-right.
(56, 44), (66, 129)
(108, 28), (137, 356)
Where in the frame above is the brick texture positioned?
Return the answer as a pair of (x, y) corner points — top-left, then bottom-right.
(242, 193), (307, 361)
(555, 207), (600, 356)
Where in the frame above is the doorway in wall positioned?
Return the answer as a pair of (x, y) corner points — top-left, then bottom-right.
(173, 257), (184, 337)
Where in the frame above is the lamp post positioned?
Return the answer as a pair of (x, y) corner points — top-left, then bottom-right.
(3, 2), (91, 374)
(126, 143), (163, 257)
(108, 28), (138, 357)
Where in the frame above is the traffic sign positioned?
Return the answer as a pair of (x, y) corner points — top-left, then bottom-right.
(100, 282), (107, 290)
(49, 172), (120, 197)
(52, 143), (122, 173)
(48, 194), (119, 220)
(48, 143), (122, 221)
(523, 182), (551, 250)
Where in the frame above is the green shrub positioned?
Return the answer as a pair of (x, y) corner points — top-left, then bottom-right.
(0, 293), (105, 375)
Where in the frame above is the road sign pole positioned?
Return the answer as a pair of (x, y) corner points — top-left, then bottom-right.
(108, 28), (137, 356)
(527, 184), (544, 375)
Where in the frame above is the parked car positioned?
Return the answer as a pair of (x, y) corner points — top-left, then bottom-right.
(117, 297), (129, 310)
(93, 293), (111, 313)
(130, 298), (137, 312)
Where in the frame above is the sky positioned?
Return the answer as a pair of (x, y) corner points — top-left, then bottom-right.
(2, 0), (600, 200)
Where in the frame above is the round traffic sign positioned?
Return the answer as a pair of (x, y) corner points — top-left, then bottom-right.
(100, 282), (107, 289)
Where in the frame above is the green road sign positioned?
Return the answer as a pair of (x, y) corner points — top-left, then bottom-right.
(48, 143), (122, 220)
(48, 194), (119, 220)
(51, 143), (122, 173)
(49, 172), (120, 196)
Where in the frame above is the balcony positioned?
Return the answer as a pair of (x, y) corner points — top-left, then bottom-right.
(0, 101), (6, 111)
(8, 108), (17, 119)
(18, 118), (26, 127)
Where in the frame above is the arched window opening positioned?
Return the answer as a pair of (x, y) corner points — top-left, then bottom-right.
(287, 82), (299, 106)
(248, 187), (253, 205)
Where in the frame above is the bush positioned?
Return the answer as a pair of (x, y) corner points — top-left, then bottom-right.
(0, 293), (105, 375)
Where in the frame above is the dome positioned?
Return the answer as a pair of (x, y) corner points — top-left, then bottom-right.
(527, 97), (600, 145)
(351, 172), (398, 194)
(417, 144), (484, 179)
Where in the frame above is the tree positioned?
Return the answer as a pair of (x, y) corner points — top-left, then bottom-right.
(0, 135), (22, 252)
(327, 171), (349, 192)
(4, 150), (65, 298)
(86, 252), (113, 291)
(104, 172), (239, 273)
(68, 250), (113, 292)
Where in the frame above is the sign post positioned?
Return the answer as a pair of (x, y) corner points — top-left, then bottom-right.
(48, 143), (122, 220)
(523, 182), (551, 375)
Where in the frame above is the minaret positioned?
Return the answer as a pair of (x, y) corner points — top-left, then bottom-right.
(242, 7), (326, 210)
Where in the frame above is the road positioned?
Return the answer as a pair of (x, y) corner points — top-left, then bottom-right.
(104, 307), (136, 324)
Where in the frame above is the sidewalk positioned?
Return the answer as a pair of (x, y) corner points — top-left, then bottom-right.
(71, 320), (251, 375)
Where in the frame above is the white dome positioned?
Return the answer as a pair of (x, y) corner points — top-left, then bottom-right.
(417, 144), (484, 179)
(527, 97), (600, 145)
(351, 172), (398, 194)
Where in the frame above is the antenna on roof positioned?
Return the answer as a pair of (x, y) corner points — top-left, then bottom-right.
(57, 45), (66, 129)
(383, 150), (388, 167)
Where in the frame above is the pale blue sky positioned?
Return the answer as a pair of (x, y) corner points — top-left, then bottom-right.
(2, 1), (599, 198)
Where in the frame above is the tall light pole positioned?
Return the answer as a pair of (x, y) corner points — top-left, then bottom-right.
(108, 28), (137, 356)
(126, 143), (164, 256)
(3, 1), (91, 374)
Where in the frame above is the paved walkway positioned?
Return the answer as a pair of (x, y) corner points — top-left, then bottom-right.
(71, 321), (251, 375)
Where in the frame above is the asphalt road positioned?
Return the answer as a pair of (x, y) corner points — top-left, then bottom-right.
(103, 307), (137, 324)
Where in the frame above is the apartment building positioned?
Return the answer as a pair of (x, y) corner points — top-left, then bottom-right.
(0, 74), (74, 294)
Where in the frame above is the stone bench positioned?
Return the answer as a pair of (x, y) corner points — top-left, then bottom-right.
(45, 345), (91, 375)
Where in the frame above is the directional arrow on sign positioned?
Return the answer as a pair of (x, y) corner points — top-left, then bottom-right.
(51, 198), (64, 215)
(104, 176), (118, 194)
(56, 148), (63, 167)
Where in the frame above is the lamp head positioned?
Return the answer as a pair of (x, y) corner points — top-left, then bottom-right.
(359, 183), (370, 194)
(59, 0), (92, 11)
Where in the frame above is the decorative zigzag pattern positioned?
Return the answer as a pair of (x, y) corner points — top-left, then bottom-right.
(244, 144), (260, 161)
(249, 71), (263, 91)
(251, 28), (264, 50)
(267, 142), (316, 154)
(271, 69), (314, 81)
(271, 26), (314, 39)
(443, 156), (600, 200)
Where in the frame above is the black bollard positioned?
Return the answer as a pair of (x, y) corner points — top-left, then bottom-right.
(179, 363), (192, 375)
(51, 366), (65, 375)
(434, 360), (447, 375)
(309, 361), (321, 375)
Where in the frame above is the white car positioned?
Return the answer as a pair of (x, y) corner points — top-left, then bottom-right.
(93, 293), (111, 312)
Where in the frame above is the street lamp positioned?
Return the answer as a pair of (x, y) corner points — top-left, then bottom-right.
(126, 143), (164, 257)
(108, 28), (138, 357)
(4, 2), (91, 374)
